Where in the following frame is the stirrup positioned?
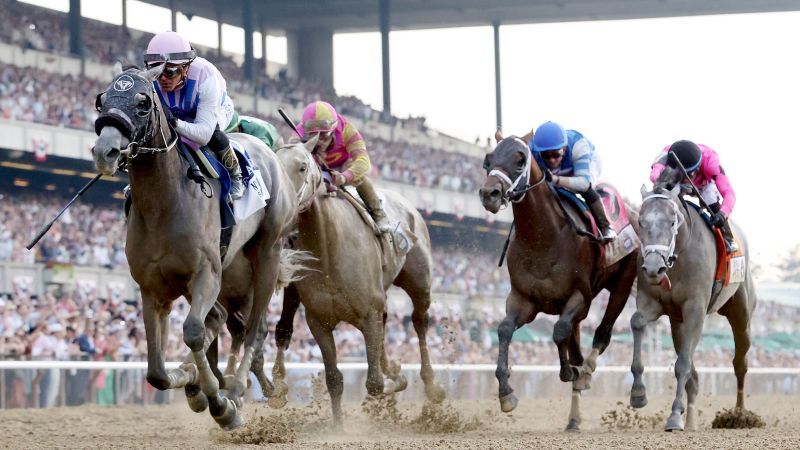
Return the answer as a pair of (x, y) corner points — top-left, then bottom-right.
(600, 228), (617, 243)
(229, 176), (244, 200)
(725, 239), (738, 253)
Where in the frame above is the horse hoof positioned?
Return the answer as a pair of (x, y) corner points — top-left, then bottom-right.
(267, 395), (288, 409)
(214, 398), (245, 431)
(630, 394), (648, 409)
(559, 365), (578, 383)
(665, 412), (684, 432)
(272, 380), (289, 397)
(185, 386), (208, 413)
(394, 374), (408, 393)
(383, 378), (397, 394)
(499, 393), (518, 413)
(573, 371), (592, 391)
(565, 418), (581, 432)
(425, 384), (446, 404)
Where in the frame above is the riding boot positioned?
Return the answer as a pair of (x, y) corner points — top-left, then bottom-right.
(217, 145), (244, 200)
(356, 177), (392, 236)
(588, 198), (616, 243)
(720, 221), (739, 253)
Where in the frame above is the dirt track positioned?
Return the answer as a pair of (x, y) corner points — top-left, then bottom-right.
(1, 394), (798, 449)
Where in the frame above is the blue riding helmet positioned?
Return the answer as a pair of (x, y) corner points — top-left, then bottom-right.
(532, 121), (568, 152)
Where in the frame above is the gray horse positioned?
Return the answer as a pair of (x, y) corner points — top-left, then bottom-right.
(633, 179), (757, 431)
(92, 65), (300, 429)
(272, 139), (446, 428)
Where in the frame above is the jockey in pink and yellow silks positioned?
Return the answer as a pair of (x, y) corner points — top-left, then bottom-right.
(650, 140), (738, 252)
(295, 101), (391, 235)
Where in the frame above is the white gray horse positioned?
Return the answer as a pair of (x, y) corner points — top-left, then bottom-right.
(632, 181), (757, 431)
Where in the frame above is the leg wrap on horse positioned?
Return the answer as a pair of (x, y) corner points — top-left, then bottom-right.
(356, 177), (391, 234)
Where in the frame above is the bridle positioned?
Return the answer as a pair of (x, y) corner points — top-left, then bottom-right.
(289, 146), (323, 213)
(641, 193), (686, 268)
(487, 138), (547, 207)
(95, 72), (178, 171)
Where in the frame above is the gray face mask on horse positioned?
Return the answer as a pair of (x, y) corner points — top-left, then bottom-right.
(94, 68), (161, 143)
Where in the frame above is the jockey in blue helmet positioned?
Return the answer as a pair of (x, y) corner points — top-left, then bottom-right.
(531, 121), (616, 243)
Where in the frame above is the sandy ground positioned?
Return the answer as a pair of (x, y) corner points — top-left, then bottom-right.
(0, 392), (798, 449)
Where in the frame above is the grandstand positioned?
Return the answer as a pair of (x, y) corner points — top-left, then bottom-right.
(0, 0), (798, 413)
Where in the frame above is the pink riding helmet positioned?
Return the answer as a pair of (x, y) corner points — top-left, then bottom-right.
(301, 101), (339, 134)
(143, 31), (196, 66)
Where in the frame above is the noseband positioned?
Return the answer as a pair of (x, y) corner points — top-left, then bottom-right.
(487, 138), (546, 206)
(641, 193), (686, 268)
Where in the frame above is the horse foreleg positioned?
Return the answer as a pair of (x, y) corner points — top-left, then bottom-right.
(553, 291), (586, 383)
(666, 303), (705, 432)
(186, 301), (228, 413)
(230, 244), (281, 406)
(630, 291), (663, 409)
(362, 310), (386, 398)
(496, 292), (537, 413)
(307, 315), (344, 429)
(565, 323), (586, 432)
(142, 292), (184, 390)
(185, 268), (241, 430)
(269, 283), (301, 409)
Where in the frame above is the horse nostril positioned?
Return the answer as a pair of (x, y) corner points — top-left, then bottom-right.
(488, 188), (501, 199)
(106, 148), (120, 160)
(657, 266), (667, 275)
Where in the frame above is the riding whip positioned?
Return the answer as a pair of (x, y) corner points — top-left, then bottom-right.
(667, 150), (711, 213)
(498, 221), (514, 267)
(278, 108), (301, 137)
(26, 173), (103, 250)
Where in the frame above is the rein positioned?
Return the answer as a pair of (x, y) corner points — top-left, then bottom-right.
(489, 143), (547, 207)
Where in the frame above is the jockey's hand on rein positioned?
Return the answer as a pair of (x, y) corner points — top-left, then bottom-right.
(330, 170), (347, 187)
(163, 107), (178, 128)
(711, 211), (726, 228)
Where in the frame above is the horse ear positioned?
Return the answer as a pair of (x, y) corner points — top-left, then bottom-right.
(144, 63), (165, 82)
(670, 183), (681, 198)
(304, 133), (319, 152)
(494, 128), (504, 143)
(640, 184), (649, 198)
(521, 130), (533, 145)
(112, 62), (123, 77)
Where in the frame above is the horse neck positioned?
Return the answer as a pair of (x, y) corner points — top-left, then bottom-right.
(128, 126), (186, 221)
(296, 194), (336, 269)
(511, 166), (566, 246)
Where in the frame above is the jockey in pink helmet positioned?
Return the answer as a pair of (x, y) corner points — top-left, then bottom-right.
(295, 101), (390, 235)
(143, 31), (244, 199)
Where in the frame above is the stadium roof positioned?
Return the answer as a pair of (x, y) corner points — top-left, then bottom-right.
(145, 0), (800, 31)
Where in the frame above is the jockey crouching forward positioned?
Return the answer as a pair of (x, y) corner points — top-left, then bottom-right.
(143, 31), (244, 199)
(650, 140), (738, 253)
(530, 121), (616, 243)
(296, 101), (391, 235)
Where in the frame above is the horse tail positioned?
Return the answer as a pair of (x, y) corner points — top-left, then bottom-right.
(275, 248), (316, 290)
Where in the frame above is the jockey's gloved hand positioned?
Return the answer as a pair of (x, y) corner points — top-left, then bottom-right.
(711, 211), (726, 228)
(329, 170), (347, 187)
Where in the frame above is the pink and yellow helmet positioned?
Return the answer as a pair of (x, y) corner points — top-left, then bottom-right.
(301, 101), (339, 135)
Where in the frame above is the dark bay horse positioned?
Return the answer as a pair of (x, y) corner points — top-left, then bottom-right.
(634, 180), (756, 431)
(478, 134), (639, 431)
(272, 139), (445, 428)
(92, 65), (300, 429)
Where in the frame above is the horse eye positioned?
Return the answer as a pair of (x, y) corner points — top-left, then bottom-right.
(300, 164), (307, 172)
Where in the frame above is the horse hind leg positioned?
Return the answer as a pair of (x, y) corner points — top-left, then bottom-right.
(719, 288), (753, 409)
(379, 311), (407, 395)
(394, 266), (445, 403)
(307, 315), (345, 429)
(269, 283), (301, 409)
(553, 292), (587, 384)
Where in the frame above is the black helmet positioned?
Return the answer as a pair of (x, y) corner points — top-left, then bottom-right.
(667, 140), (702, 174)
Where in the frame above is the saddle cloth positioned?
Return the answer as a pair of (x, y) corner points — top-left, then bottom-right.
(337, 185), (416, 266)
(555, 182), (640, 267)
(684, 202), (746, 286)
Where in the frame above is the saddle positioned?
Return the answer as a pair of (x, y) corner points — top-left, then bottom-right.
(553, 182), (640, 267)
(685, 202), (746, 311)
(336, 186), (415, 269)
